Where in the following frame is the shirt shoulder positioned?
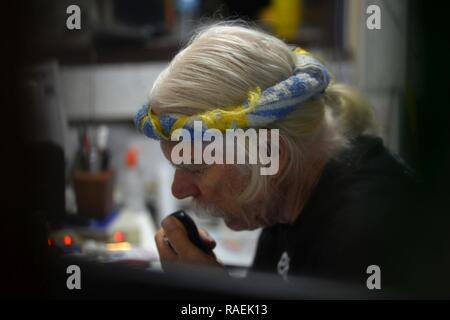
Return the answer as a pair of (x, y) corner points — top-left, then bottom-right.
(251, 135), (418, 282)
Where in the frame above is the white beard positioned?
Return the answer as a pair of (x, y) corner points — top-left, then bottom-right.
(192, 200), (229, 220)
(192, 199), (262, 231)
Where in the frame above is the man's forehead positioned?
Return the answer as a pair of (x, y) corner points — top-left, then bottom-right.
(160, 140), (210, 166)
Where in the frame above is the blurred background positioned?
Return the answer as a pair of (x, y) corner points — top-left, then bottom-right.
(2, 0), (450, 297)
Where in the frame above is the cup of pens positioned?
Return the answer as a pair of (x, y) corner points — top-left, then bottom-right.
(73, 126), (114, 219)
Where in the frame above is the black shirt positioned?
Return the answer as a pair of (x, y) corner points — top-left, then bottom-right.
(251, 135), (418, 286)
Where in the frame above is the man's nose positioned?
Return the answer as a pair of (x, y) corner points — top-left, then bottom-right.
(171, 169), (200, 199)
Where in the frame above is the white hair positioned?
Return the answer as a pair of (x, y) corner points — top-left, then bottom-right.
(150, 22), (378, 224)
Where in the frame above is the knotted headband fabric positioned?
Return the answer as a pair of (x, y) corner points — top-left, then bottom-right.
(134, 48), (331, 141)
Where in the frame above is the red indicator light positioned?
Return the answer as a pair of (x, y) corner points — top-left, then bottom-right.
(63, 235), (73, 246)
(114, 231), (125, 242)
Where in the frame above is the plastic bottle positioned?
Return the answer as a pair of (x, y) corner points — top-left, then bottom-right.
(122, 146), (146, 212)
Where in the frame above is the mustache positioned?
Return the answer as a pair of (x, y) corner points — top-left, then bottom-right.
(191, 199), (256, 230)
(192, 200), (228, 219)
(191, 196), (274, 230)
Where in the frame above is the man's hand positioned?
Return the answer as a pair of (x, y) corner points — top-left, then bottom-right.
(155, 215), (223, 270)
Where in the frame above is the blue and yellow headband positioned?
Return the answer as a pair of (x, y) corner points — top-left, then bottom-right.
(134, 48), (331, 141)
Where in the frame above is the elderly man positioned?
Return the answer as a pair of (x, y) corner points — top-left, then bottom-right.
(135, 24), (416, 285)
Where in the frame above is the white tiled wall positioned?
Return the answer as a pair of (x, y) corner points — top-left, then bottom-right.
(60, 62), (168, 120)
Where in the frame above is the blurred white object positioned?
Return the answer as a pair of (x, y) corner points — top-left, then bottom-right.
(195, 218), (261, 268)
(25, 61), (68, 149)
(97, 125), (109, 150)
(109, 208), (159, 262)
(123, 146), (146, 211)
(156, 161), (177, 222)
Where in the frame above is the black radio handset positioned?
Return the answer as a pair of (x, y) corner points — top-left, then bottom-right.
(168, 210), (213, 255)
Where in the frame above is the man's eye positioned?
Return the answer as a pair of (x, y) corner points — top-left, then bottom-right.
(170, 162), (209, 175)
(190, 167), (207, 175)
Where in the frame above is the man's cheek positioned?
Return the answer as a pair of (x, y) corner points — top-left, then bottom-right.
(200, 173), (227, 194)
